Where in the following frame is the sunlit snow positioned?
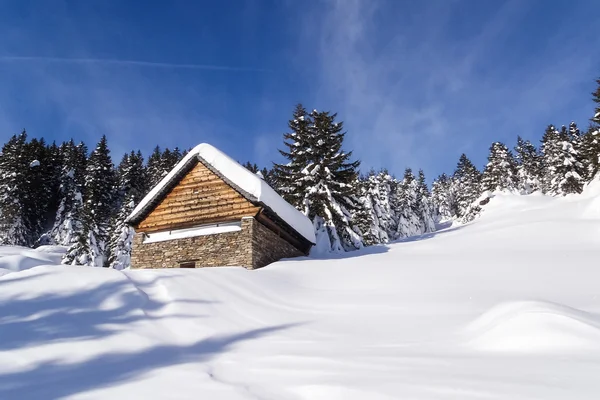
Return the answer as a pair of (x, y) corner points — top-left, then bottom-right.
(1, 180), (600, 399)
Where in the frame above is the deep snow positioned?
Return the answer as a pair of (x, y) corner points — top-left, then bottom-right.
(1, 181), (600, 399)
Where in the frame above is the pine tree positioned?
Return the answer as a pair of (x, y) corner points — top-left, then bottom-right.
(272, 104), (313, 208)
(273, 106), (363, 252)
(243, 161), (259, 173)
(416, 169), (436, 233)
(23, 138), (61, 243)
(353, 175), (379, 246)
(65, 136), (116, 266)
(582, 78), (600, 178)
(107, 195), (136, 270)
(481, 142), (519, 192)
(0, 132), (30, 245)
(355, 170), (398, 244)
(453, 154), (481, 218)
(259, 167), (276, 188)
(147, 146), (164, 187)
(0, 131), (59, 246)
(514, 136), (542, 194)
(41, 141), (85, 249)
(542, 125), (585, 195)
(557, 125), (585, 194)
(431, 173), (457, 220)
(395, 168), (422, 238)
(107, 151), (147, 269)
(541, 125), (562, 194)
(44, 140), (87, 248)
(44, 141), (63, 229)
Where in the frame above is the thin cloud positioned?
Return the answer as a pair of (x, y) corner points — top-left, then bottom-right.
(295, 0), (600, 179)
(0, 55), (270, 72)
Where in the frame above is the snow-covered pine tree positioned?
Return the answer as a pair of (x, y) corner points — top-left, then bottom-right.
(146, 146), (184, 189)
(354, 169), (400, 246)
(107, 195), (136, 270)
(272, 104), (313, 208)
(416, 169), (436, 233)
(353, 174), (379, 246)
(375, 171), (399, 239)
(162, 147), (182, 173)
(0, 132), (30, 245)
(307, 109), (363, 252)
(107, 151), (147, 270)
(514, 136), (542, 194)
(542, 125), (585, 195)
(273, 105), (363, 253)
(44, 140), (87, 249)
(582, 78), (600, 179)
(146, 146), (164, 187)
(23, 138), (61, 243)
(568, 122), (587, 180)
(431, 173), (456, 221)
(44, 141), (63, 230)
(481, 142), (519, 193)
(64, 136), (116, 266)
(452, 154), (482, 219)
(541, 124), (561, 194)
(0, 132), (59, 246)
(395, 168), (422, 238)
(558, 125), (585, 194)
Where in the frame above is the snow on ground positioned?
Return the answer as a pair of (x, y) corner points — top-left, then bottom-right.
(1, 182), (600, 399)
(0, 245), (66, 276)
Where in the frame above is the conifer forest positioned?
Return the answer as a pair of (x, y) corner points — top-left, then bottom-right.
(0, 77), (598, 268)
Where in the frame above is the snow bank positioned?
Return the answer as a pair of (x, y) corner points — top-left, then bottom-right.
(580, 178), (600, 219)
(0, 246), (66, 275)
(128, 143), (316, 244)
(463, 301), (600, 352)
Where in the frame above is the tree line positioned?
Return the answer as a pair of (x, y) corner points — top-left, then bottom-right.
(0, 77), (597, 266)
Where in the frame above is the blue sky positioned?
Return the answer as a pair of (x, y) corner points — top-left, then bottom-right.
(0, 0), (598, 180)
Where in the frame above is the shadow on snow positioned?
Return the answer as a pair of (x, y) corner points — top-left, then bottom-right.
(0, 270), (302, 398)
(0, 273), (212, 352)
(0, 324), (298, 399)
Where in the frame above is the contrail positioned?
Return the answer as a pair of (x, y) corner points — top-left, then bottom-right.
(0, 55), (269, 72)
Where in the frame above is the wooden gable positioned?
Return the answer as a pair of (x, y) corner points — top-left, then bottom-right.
(136, 160), (262, 233)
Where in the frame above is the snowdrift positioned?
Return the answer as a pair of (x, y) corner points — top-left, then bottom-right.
(464, 301), (600, 352)
(0, 245), (66, 276)
(1, 185), (600, 399)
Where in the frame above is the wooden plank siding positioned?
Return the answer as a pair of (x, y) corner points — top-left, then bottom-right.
(136, 161), (261, 233)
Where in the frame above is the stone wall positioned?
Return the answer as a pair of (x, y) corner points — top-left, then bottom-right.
(130, 217), (305, 269)
(251, 218), (304, 269)
(130, 218), (253, 269)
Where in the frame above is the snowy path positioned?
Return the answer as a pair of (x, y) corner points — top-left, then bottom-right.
(1, 181), (600, 399)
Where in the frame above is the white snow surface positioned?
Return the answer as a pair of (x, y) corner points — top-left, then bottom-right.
(127, 143), (316, 244)
(2, 183), (600, 399)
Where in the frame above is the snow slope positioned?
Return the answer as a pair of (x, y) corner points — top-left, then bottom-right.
(1, 181), (600, 399)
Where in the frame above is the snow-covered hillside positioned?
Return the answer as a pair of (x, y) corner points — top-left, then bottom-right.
(1, 181), (600, 399)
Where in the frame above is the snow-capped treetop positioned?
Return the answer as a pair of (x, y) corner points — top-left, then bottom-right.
(29, 160), (40, 168)
(128, 143), (316, 244)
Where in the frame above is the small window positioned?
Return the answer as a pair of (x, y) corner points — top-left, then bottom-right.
(179, 262), (196, 268)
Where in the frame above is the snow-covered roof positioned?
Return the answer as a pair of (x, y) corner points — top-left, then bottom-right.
(127, 143), (316, 244)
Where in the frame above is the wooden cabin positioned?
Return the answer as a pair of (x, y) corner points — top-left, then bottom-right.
(126, 143), (315, 269)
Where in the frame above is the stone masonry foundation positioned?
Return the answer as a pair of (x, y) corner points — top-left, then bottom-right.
(130, 217), (304, 270)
